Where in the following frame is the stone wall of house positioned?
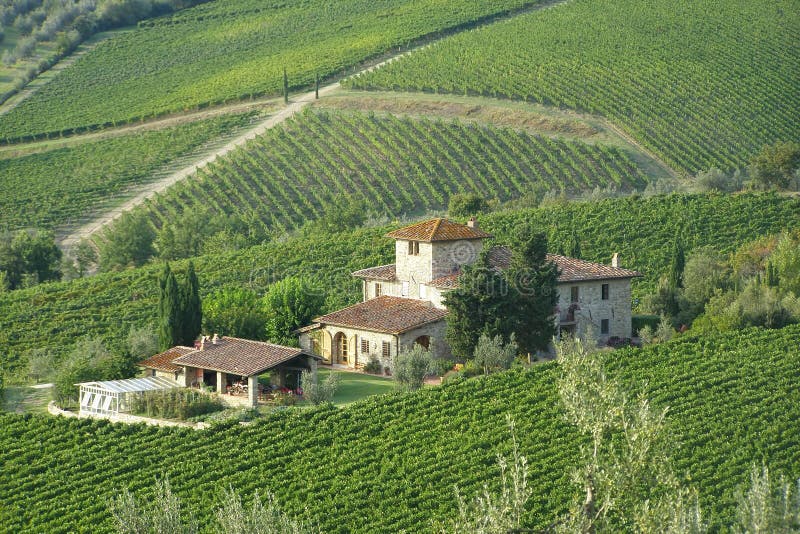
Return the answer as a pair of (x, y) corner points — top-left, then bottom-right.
(398, 319), (450, 360)
(431, 239), (483, 280)
(395, 240), (433, 295)
(362, 279), (401, 300)
(556, 279), (633, 340)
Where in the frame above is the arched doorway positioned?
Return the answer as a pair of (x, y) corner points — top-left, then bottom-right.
(414, 335), (430, 350)
(333, 332), (348, 364)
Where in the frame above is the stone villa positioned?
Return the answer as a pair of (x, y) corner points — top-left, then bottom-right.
(298, 218), (640, 369)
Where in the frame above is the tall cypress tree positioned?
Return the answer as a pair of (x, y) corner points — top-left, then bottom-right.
(507, 225), (559, 354)
(180, 261), (202, 346)
(668, 236), (685, 289)
(158, 265), (182, 351)
(283, 67), (289, 104)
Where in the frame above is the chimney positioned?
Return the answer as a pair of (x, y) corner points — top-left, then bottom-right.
(199, 336), (206, 350)
(467, 217), (478, 229)
(611, 253), (620, 268)
(212, 333), (219, 345)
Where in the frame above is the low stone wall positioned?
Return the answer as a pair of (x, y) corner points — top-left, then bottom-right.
(47, 401), (206, 429)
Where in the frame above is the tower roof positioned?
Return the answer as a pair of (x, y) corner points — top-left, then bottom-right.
(385, 218), (492, 242)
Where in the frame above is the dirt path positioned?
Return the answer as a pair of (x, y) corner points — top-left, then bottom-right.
(603, 120), (681, 180)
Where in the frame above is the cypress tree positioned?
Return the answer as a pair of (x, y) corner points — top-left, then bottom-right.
(158, 265), (182, 351)
(668, 236), (685, 289)
(180, 261), (202, 346)
(283, 67), (288, 104)
(507, 225), (559, 354)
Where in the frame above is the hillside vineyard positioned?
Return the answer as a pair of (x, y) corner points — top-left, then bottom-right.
(347, 0), (800, 174)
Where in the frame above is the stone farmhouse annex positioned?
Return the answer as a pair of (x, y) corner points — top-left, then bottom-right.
(299, 218), (640, 369)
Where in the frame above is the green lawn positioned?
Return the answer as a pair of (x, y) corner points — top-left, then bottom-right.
(318, 368), (395, 406)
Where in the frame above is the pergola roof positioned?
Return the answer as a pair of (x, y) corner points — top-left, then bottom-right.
(76, 376), (179, 394)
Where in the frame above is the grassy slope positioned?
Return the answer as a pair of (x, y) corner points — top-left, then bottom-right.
(319, 368), (395, 406)
(347, 0), (800, 175)
(0, 113), (254, 231)
(143, 108), (649, 233)
(0, 193), (798, 377)
(0, 0), (545, 139)
(0, 325), (798, 532)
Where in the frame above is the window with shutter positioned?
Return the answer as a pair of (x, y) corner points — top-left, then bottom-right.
(382, 341), (390, 358)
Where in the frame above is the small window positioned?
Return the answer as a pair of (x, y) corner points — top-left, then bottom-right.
(571, 286), (579, 303)
(408, 240), (420, 255)
(382, 341), (391, 358)
(601, 284), (609, 300)
(375, 283), (382, 297)
(402, 281), (409, 297)
(601, 319), (610, 335)
(361, 339), (369, 354)
(420, 284), (428, 299)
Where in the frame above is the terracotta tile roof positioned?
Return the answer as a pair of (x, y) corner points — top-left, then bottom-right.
(170, 337), (316, 376)
(314, 296), (448, 334)
(385, 218), (492, 242)
(548, 254), (641, 282)
(429, 246), (640, 287)
(139, 346), (196, 373)
(352, 264), (397, 281)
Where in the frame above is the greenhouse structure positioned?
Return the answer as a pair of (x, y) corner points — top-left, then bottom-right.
(76, 376), (179, 417)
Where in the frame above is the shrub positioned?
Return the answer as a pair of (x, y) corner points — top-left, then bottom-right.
(394, 344), (432, 391)
(301, 369), (338, 405)
(363, 355), (383, 374)
(130, 389), (223, 420)
(632, 314), (661, 336)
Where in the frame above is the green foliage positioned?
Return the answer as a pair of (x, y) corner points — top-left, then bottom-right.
(444, 251), (513, 359)
(26, 347), (54, 383)
(555, 337), (702, 531)
(349, 0), (799, 176)
(362, 355), (383, 375)
(125, 325), (159, 362)
(215, 486), (321, 534)
(0, 115), (252, 231)
(0, 228), (61, 289)
(394, 344), (431, 391)
(1, 326), (799, 531)
(472, 333), (517, 375)
(142, 110), (648, 236)
(669, 236), (686, 290)
(733, 464), (800, 534)
(52, 337), (122, 405)
(109, 478), (197, 534)
(202, 287), (266, 340)
(0, 0), (545, 139)
(157, 263), (181, 351)
(631, 315), (660, 337)
(180, 261), (201, 346)
(129, 389), (223, 420)
(0, 193), (797, 376)
(300, 369), (338, 406)
(448, 193), (490, 219)
(678, 246), (731, 323)
(750, 142), (800, 190)
(506, 225), (558, 354)
(264, 277), (324, 346)
(98, 210), (155, 271)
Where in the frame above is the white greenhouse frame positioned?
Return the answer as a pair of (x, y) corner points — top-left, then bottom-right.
(76, 376), (179, 417)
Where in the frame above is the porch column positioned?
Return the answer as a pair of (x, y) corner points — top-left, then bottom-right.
(247, 375), (258, 407)
(217, 371), (224, 394)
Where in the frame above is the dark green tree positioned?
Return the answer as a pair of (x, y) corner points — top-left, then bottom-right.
(180, 261), (202, 346)
(448, 193), (490, 219)
(444, 252), (514, 359)
(203, 287), (267, 340)
(283, 67), (288, 104)
(158, 264), (182, 351)
(0, 229), (62, 289)
(506, 225), (559, 354)
(263, 276), (324, 346)
(566, 228), (581, 259)
(668, 236), (685, 289)
(750, 141), (800, 190)
(98, 210), (155, 271)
